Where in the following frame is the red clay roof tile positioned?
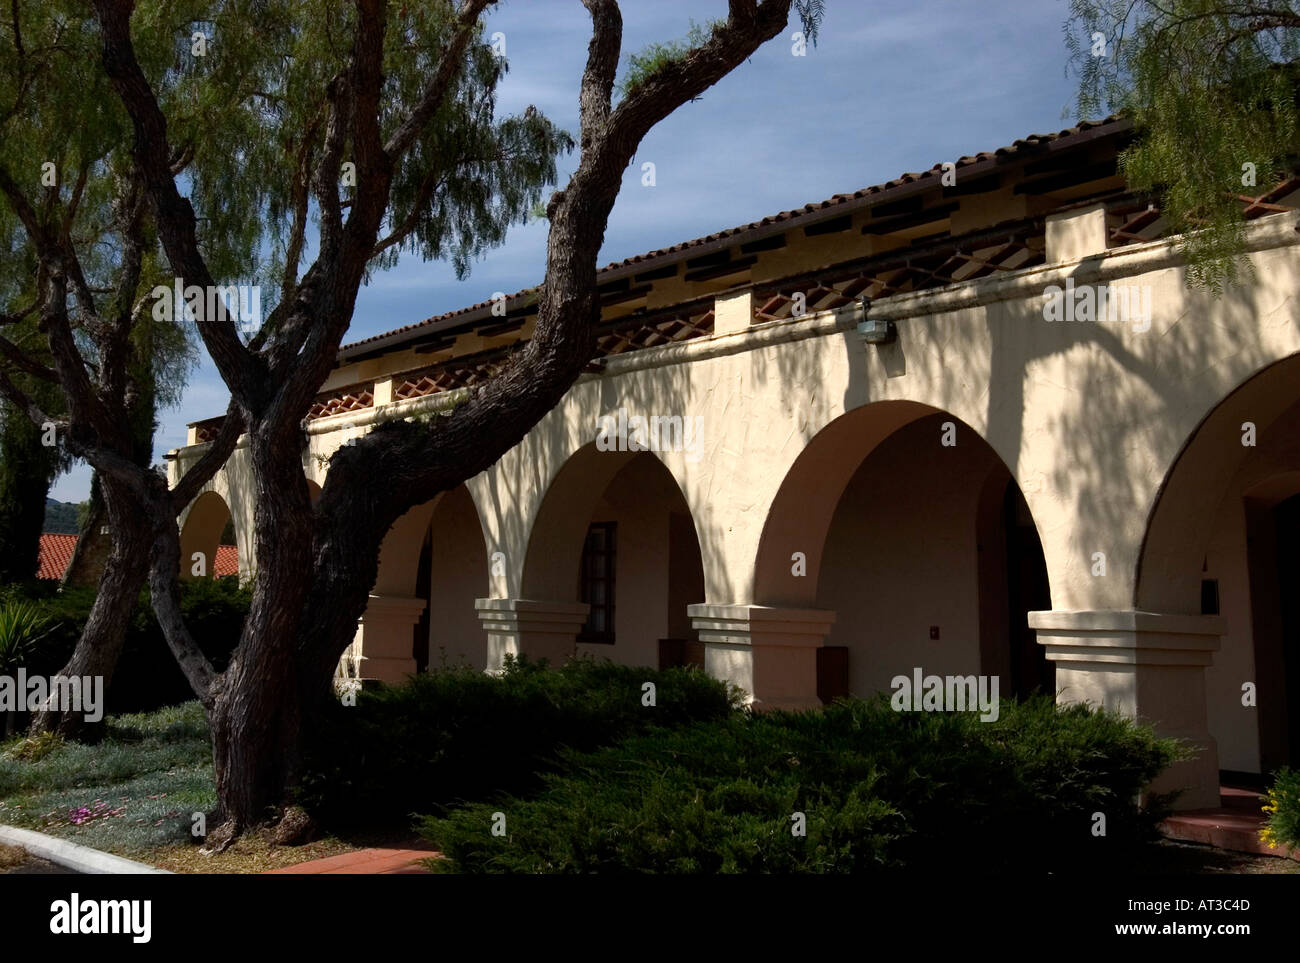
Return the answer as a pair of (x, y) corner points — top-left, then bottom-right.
(37, 533), (77, 581)
(37, 533), (238, 580)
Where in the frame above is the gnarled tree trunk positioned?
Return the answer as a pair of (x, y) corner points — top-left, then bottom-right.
(29, 474), (152, 739)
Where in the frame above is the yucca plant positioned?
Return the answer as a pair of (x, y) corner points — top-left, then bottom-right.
(0, 602), (55, 738)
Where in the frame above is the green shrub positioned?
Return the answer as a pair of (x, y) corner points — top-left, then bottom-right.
(417, 695), (1181, 874)
(5, 586), (98, 678)
(0, 578), (249, 717)
(298, 654), (742, 829)
(1261, 766), (1300, 852)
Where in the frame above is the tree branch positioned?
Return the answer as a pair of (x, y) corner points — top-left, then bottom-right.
(371, 168), (445, 257)
(282, 119), (320, 309)
(168, 401), (245, 512)
(312, 0), (798, 572)
(383, 0), (497, 158)
(312, 72), (349, 256)
(147, 505), (218, 707)
(578, 0), (621, 154)
(0, 333), (59, 382)
(91, 0), (261, 403)
(0, 365), (66, 441)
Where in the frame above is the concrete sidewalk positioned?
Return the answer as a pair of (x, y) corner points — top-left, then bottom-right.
(0, 824), (170, 874)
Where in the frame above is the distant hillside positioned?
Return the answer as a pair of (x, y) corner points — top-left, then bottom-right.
(43, 498), (83, 535)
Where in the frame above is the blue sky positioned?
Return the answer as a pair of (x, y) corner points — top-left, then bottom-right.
(52, 0), (1086, 502)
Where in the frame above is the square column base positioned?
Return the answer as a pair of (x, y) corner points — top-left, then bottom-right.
(353, 594), (428, 684)
(1029, 609), (1224, 809)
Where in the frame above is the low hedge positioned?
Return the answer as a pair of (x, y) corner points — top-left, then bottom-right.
(298, 655), (743, 828)
(417, 695), (1183, 873)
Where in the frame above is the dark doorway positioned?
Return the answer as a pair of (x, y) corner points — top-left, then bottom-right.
(1272, 494), (1300, 767)
(412, 526), (433, 673)
(1004, 482), (1053, 699)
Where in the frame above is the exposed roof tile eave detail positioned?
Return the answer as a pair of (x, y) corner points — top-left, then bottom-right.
(337, 115), (1130, 361)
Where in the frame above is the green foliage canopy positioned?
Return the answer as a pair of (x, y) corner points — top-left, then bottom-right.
(1068, 0), (1300, 290)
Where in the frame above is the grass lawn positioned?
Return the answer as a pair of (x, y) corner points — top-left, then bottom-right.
(0, 701), (380, 873)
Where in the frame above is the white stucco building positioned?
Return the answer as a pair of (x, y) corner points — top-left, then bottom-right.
(170, 117), (1300, 810)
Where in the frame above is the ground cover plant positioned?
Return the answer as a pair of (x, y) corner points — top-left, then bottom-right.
(0, 702), (213, 854)
(417, 695), (1183, 873)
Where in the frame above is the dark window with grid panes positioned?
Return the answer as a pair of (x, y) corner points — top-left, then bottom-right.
(579, 522), (616, 644)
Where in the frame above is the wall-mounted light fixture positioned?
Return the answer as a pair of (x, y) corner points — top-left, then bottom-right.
(857, 296), (896, 344)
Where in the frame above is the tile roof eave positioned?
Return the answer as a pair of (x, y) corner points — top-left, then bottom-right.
(335, 115), (1131, 362)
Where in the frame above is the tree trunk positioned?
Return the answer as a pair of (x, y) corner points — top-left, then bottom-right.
(208, 646), (304, 832)
(61, 476), (110, 589)
(208, 426), (317, 827)
(28, 476), (151, 739)
(90, 0), (803, 842)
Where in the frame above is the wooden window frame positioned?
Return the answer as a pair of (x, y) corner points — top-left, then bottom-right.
(579, 521), (617, 645)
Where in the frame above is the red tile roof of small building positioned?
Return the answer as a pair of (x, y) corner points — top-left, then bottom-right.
(36, 533), (239, 580)
(214, 544), (239, 577)
(37, 533), (77, 580)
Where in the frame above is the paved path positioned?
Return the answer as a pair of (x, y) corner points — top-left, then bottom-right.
(1160, 785), (1298, 861)
(262, 847), (438, 874)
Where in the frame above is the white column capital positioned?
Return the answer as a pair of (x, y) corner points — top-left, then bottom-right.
(360, 594), (429, 623)
(1028, 609), (1223, 666)
(687, 603), (837, 711)
(687, 603), (836, 649)
(353, 593), (427, 684)
(475, 598), (589, 670)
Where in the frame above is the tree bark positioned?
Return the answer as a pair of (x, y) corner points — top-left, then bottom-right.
(61, 475), (107, 588)
(28, 474), (152, 739)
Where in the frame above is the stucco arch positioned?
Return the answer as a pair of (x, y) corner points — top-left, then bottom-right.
(373, 498), (440, 597)
(521, 443), (702, 596)
(752, 400), (1031, 607)
(519, 442), (706, 666)
(373, 482), (490, 598)
(1136, 351), (1300, 614)
(356, 483), (492, 680)
(179, 490), (235, 581)
(521, 442), (641, 600)
(751, 401), (1051, 701)
(425, 485), (491, 669)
